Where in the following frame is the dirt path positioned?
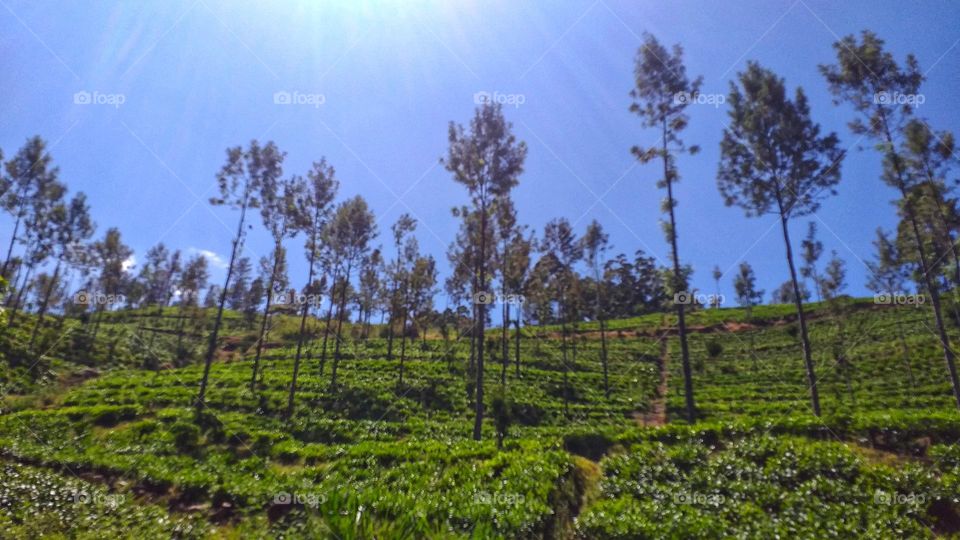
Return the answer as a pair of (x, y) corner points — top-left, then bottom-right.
(635, 335), (669, 427)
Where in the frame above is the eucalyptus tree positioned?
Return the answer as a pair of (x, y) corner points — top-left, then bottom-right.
(630, 33), (702, 422)
(89, 228), (133, 342)
(800, 222), (824, 301)
(408, 255), (438, 349)
(2, 137), (57, 278)
(387, 213), (417, 363)
(733, 261), (764, 365)
(325, 196), (376, 388)
(197, 140), (283, 414)
(820, 251), (857, 405)
(711, 266), (722, 309)
(397, 235), (422, 383)
(581, 219), (611, 396)
(540, 218), (583, 417)
(821, 30), (960, 409)
(285, 160), (338, 418)
(866, 229), (915, 390)
(504, 228), (532, 377)
(357, 248), (383, 339)
(443, 103), (526, 440)
(228, 257), (252, 310)
(718, 62), (844, 417)
(251, 175), (303, 390)
(29, 192), (95, 348)
(176, 254), (209, 364)
(494, 198), (518, 383)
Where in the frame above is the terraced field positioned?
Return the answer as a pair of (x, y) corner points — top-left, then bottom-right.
(1, 300), (959, 538)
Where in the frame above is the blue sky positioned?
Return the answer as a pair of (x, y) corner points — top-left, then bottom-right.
(2, 0), (959, 307)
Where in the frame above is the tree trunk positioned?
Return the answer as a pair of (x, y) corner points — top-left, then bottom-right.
(29, 260), (61, 349)
(329, 260), (352, 388)
(196, 198), (248, 415)
(251, 243), (282, 391)
(514, 316), (521, 378)
(473, 200), (487, 441)
(775, 192), (821, 416)
(286, 223), (319, 419)
(878, 113), (960, 410)
(663, 121), (695, 422)
(1, 190), (27, 278)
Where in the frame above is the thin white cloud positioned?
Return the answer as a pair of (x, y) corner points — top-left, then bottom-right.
(187, 247), (228, 269)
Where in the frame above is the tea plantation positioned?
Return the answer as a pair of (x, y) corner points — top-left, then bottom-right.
(1, 299), (959, 538)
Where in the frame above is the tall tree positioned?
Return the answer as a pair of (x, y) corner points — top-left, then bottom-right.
(718, 62), (844, 416)
(227, 257), (252, 311)
(581, 219), (611, 396)
(821, 30), (960, 410)
(443, 103), (526, 440)
(29, 192), (95, 348)
(325, 196), (377, 388)
(386, 214), (417, 365)
(285, 160), (338, 418)
(540, 218), (583, 417)
(630, 33), (702, 422)
(196, 140), (282, 415)
(2, 137), (57, 279)
(251, 174), (302, 390)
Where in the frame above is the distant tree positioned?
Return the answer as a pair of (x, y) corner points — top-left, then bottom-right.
(177, 254), (209, 365)
(204, 285), (220, 308)
(821, 251), (856, 405)
(250, 172), (301, 391)
(357, 248), (383, 339)
(718, 62), (844, 417)
(286, 160), (337, 418)
(733, 262), (764, 366)
(227, 257), (252, 311)
(540, 218), (583, 417)
(197, 140), (282, 415)
(504, 228), (532, 377)
(443, 103), (526, 440)
(2, 137), (57, 279)
(800, 222), (824, 302)
(582, 220), (612, 396)
(630, 33), (702, 422)
(244, 277), (265, 328)
(821, 30), (960, 409)
(771, 280), (811, 305)
(711, 265), (722, 309)
(387, 214), (417, 363)
(29, 192), (95, 348)
(325, 196), (377, 388)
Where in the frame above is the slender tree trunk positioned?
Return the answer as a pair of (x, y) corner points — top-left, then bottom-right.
(319, 265), (339, 376)
(662, 122), (695, 422)
(561, 297), (570, 418)
(251, 244), (282, 390)
(196, 199), (247, 415)
(501, 302), (509, 386)
(1, 191), (27, 278)
(8, 261), (34, 327)
(514, 317), (521, 378)
(775, 191), (821, 416)
(473, 200), (487, 441)
(329, 260), (353, 388)
(878, 113), (960, 409)
(286, 224), (319, 419)
(29, 260), (61, 348)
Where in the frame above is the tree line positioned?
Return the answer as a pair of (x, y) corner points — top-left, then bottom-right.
(2, 29), (960, 436)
